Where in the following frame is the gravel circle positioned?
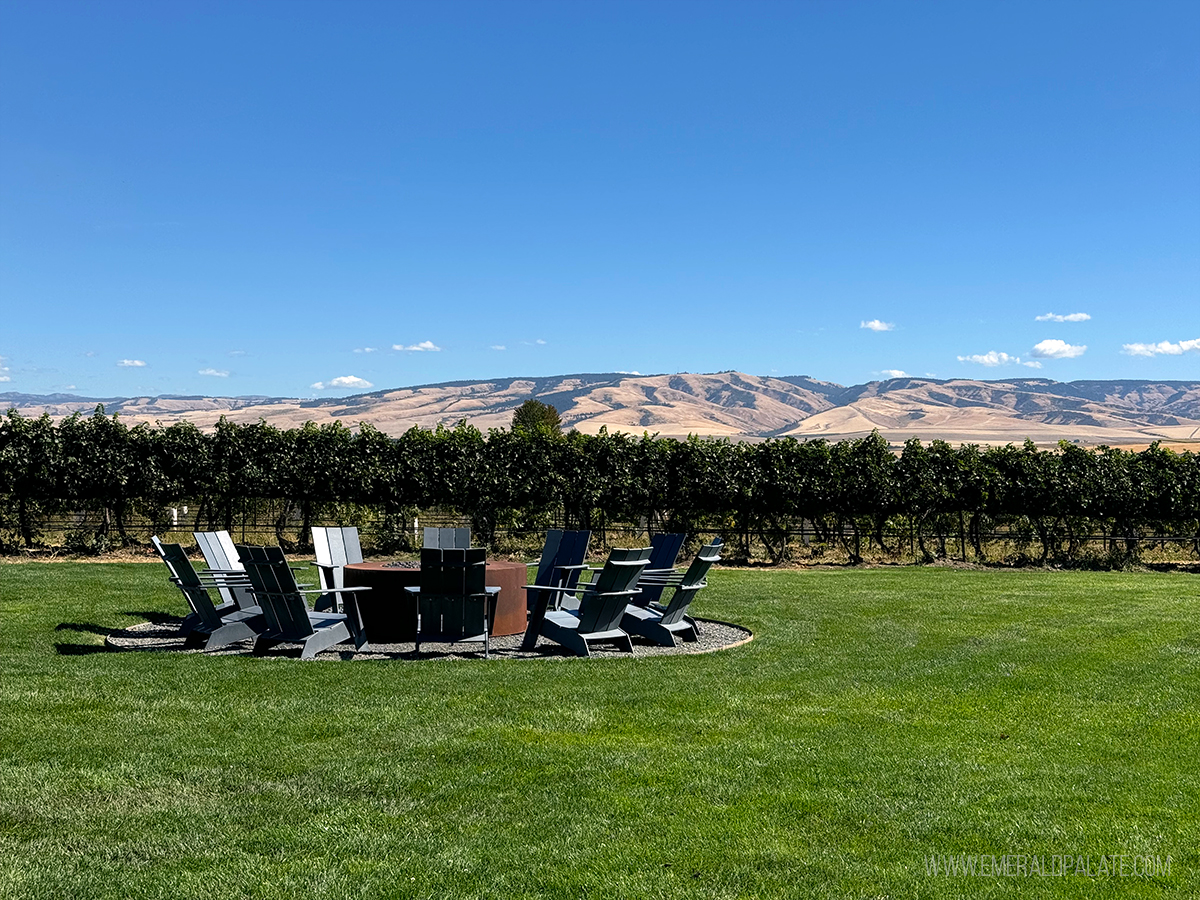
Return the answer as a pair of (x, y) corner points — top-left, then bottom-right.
(105, 617), (753, 661)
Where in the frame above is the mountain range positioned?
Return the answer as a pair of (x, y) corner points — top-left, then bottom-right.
(4, 373), (1200, 448)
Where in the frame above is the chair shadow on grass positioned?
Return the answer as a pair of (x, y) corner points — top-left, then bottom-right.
(54, 612), (184, 656)
(54, 621), (113, 636)
(54, 642), (114, 656)
(53, 621), (116, 655)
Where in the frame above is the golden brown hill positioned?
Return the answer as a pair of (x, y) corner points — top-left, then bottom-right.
(4, 373), (1198, 448)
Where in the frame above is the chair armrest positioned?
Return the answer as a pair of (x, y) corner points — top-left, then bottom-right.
(520, 583), (582, 594)
(591, 588), (643, 599)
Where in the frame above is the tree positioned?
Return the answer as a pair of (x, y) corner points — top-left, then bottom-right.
(511, 399), (562, 435)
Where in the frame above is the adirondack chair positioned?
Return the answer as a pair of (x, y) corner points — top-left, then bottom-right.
(522, 546), (652, 656)
(632, 532), (688, 608)
(621, 540), (721, 646)
(192, 529), (255, 611)
(423, 526), (470, 550)
(151, 536), (262, 651)
(527, 529), (591, 608)
(521, 529), (591, 649)
(404, 547), (499, 657)
(311, 526), (364, 613)
(236, 545), (370, 659)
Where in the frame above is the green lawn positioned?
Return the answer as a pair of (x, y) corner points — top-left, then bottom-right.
(0, 562), (1196, 898)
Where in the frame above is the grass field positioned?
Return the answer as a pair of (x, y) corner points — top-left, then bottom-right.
(0, 562), (1196, 898)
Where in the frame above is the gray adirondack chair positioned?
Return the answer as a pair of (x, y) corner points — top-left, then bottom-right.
(633, 532), (688, 607)
(192, 529), (256, 611)
(521, 529), (591, 649)
(311, 526), (364, 612)
(151, 536), (262, 651)
(237, 544), (370, 659)
(523, 546), (652, 656)
(423, 526), (470, 550)
(405, 547), (499, 657)
(621, 540), (721, 646)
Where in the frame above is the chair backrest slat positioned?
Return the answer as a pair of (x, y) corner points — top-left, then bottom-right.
(343, 527), (363, 564)
(312, 527), (333, 568)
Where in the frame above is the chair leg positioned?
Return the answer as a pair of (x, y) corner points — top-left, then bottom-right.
(522, 594), (551, 650)
(300, 623), (351, 659)
(203, 620), (259, 652)
(680, 616), (700, 642)
(564, 632), (590, 657)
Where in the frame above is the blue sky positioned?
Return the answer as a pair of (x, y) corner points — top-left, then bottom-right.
(1, 0), (1197, 399)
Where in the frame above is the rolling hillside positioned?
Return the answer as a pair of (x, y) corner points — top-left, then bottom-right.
(4, 373), (1199, 447)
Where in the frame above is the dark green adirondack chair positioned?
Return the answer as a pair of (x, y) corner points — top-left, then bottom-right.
(524, 546), (652, 656)
(621, 540), (721, 646)
(151, 536), (262, 651)
(521, 529), (591, 649)
(406, 547), (499, 657)
(237, 545), (370, 659)
(631, 532), (688, 608)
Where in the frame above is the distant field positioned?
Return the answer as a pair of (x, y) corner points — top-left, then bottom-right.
(1, 563), (1196, 898)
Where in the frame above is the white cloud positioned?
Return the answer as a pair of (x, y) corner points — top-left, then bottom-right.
(491, 345), (506, 351)
(1030, 339), (1086, 359)
(353, 347), (377, 354)
(311, 375), (374, 390)
(1121, 338), (1200, 357)
(861, 319), (895, 332)
(0, 356), (9, 382)
(393, 341), (441, 352)
(228, 349), (247, 357)
(616, 370), (643, 375)
(536, 339), (547, 345)
(1035, 312), (1091, 323)
(116, 359), (146, 367)
(957, 350), (1042, 369)
(63, 384), (76, 390)
(198, 368), (229, 377)
(880, 369), (909, 378)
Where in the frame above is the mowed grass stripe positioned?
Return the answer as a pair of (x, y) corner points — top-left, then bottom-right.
(0, 563), (1195, 898)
